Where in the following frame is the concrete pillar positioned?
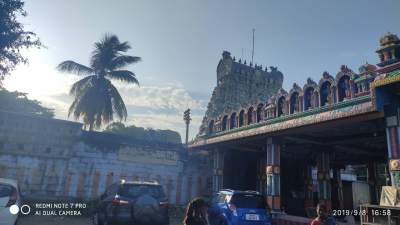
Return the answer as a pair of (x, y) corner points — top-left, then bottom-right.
(187, 176), (193, 202)
(91, 171), (100, 199)
(266, 137), (281, 211)
(63, 173), (72, 196)
(166, 176), (173, 201)
(367, 162), (379, 204)
(304, 165), (314, 209)
(176, 175), (183, 205)
(197, 176), (203, 196)
(317, 152), (331, 209)
(76, 172), (86, 198)
(213, 148), (224, 192)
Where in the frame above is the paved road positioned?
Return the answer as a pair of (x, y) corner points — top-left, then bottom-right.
(17, 216), (90, 225)
(17, 213), (183, 225)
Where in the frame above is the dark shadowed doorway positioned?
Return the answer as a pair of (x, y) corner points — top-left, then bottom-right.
(223, 150), (259, 191)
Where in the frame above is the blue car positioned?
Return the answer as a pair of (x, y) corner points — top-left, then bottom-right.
(208, 189), (272, 225)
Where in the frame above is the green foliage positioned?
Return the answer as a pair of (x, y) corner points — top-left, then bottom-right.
(0, 88), (54, 118)
(57, 34), (140, 130)
(104, 122), (182, 144)
(0, 0), (42, 82)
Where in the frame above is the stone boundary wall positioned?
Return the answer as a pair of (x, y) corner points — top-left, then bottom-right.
(0, 111), (211, 205)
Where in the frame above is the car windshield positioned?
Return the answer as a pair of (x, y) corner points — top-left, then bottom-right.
(0, 184), (13, 198)
(121, 184), (166, 199)
(229, 193), (266, 209)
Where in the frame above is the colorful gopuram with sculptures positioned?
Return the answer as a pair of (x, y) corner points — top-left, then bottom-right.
(190, 32), (400, 222)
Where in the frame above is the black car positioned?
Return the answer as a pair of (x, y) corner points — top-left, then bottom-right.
(93, 180), (169, 225)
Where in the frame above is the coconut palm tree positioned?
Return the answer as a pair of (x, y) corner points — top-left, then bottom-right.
(57, 34), (140, 130)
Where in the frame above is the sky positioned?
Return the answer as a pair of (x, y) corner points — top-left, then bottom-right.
(3, 0), (400, 142)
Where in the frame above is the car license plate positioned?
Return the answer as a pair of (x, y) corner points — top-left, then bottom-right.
(245, 214), (260, 221)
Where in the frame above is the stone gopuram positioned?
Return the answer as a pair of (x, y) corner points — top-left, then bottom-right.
(198, 51), (284, 136)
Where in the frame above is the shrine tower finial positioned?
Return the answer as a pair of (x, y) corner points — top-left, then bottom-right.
(376, 32), (400, 67)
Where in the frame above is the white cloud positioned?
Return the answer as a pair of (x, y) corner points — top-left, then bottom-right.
(3, 51), (207, 140)
(115, 83), (205, 112)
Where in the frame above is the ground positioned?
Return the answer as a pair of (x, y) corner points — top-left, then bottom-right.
(17, 217), (183, 225)
(16, 207), (185, 225)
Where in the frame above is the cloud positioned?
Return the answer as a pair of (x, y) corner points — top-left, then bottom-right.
(115, 83), (206, 113)
(112, 82), (207, 141)
(3, 52), (207, 140)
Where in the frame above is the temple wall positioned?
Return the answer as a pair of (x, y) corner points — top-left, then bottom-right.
(0, 111), (211, 205)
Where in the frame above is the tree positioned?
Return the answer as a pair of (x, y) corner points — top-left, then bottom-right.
(104, 122), (182, 144)
(0, 0), (41, 83)
(57, 34), (140, 130)
(0, 88), (54, 118)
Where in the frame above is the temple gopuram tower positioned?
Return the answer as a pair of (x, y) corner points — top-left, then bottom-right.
(198, 51), (284, 136)
(376, 32), (400, 67)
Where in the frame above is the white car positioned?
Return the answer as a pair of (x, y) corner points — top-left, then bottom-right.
(0, 178), (21, 225)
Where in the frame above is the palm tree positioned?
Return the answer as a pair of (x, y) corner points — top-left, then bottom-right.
(57, 34), (140, 130)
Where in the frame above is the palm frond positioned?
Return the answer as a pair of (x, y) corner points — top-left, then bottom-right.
(115, 41), (131, 52)
(57, 61), (93, 75)
(110, 55), (141, 70)
(90, 34), (138, 73)
(90, 34), (120, 72)
(106, 70), (139, 85)
(69, 75), (95, 96)
(109, 83), (127, 120)
(64, 34), (139, 130)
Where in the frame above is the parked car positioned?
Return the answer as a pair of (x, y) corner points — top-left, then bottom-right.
(208, 189), (271, 225)
(93, 180), (169, 225)
(0, 178), (21, 225)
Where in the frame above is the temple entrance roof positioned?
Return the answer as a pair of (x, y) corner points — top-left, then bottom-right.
(192, 109), (386, 166)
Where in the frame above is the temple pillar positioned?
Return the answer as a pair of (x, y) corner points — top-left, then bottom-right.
(212, 148), (224, 192)
(385, 106), (400, 187)
(367, 162), (379, 204)
(266, 137), (281, 211)
(257, 151), (267, 194)
(304, 165), (314, 209)
(317, 152), (331, 209)
(332, 168), (344, 210)
(386, 125), (400, 187)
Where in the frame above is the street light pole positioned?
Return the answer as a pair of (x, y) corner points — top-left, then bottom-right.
(183, 109), (191, 145)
